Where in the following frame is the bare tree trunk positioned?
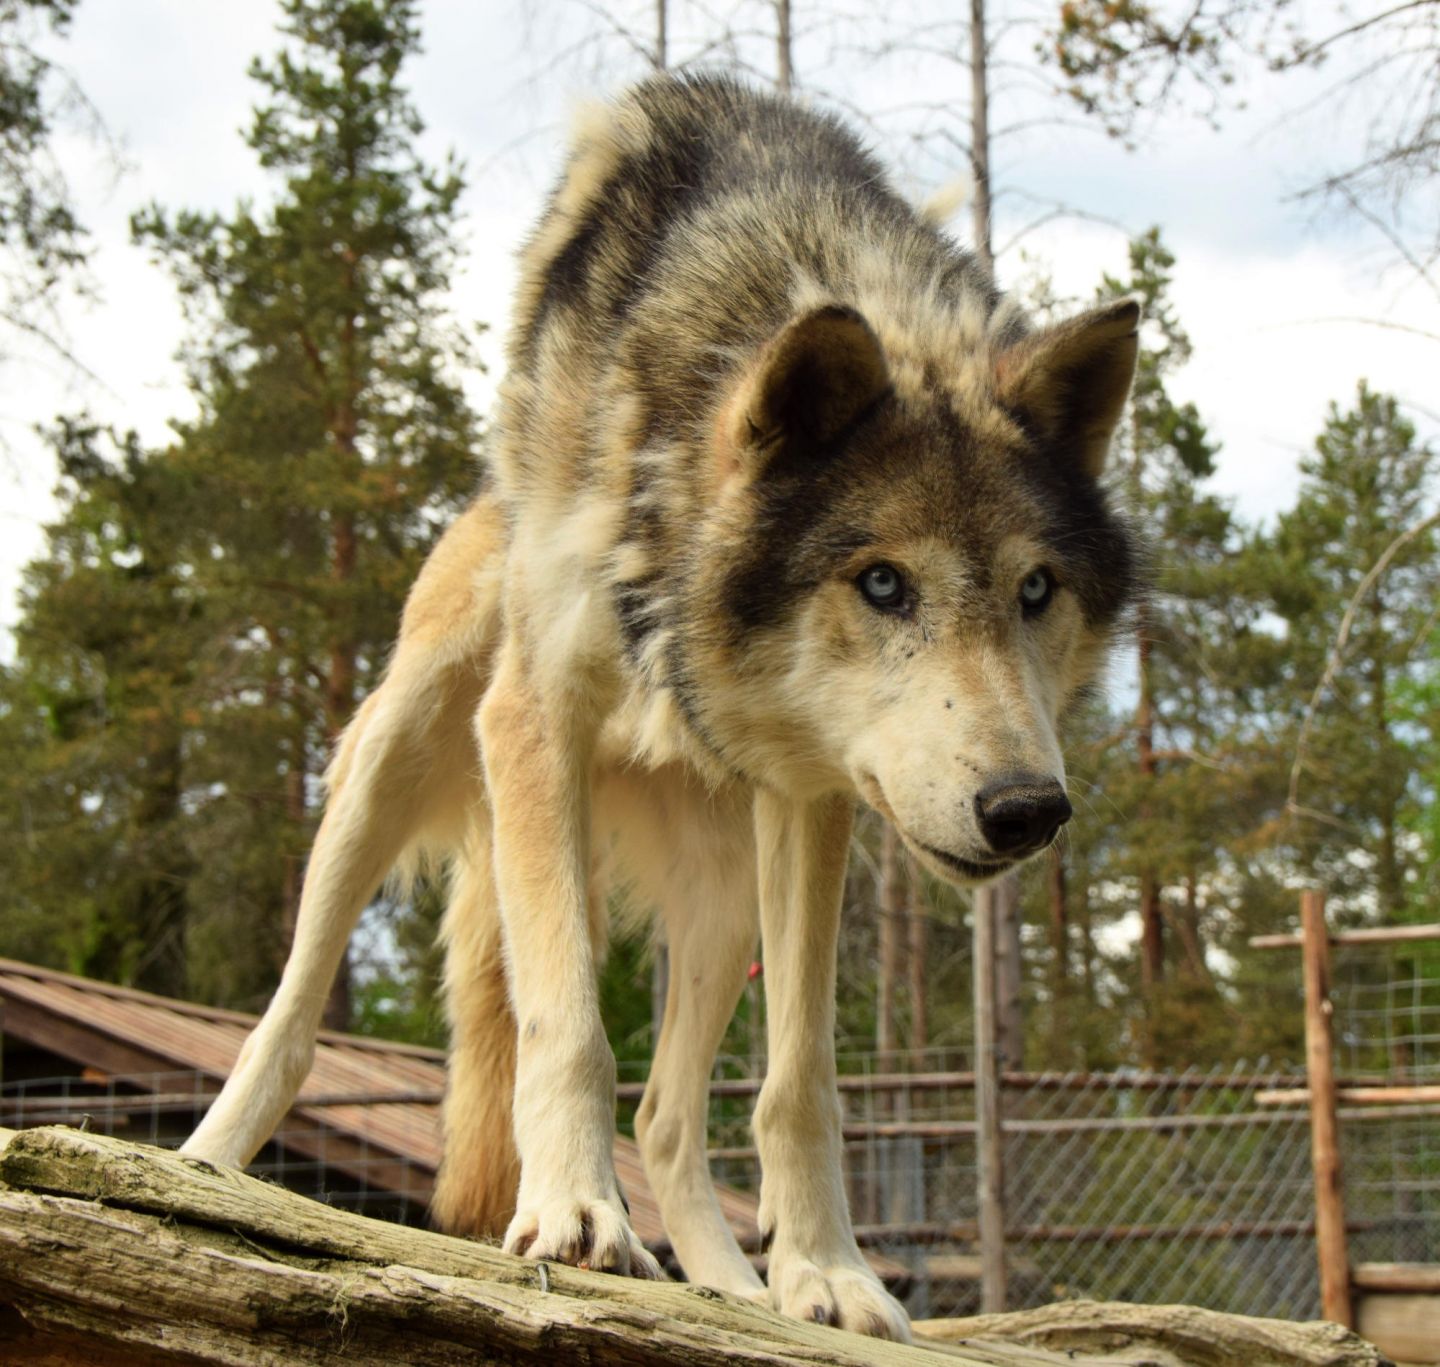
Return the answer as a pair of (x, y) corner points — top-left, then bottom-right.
(1046, 845), (1068, 1066)
(1134, 597), (1162, 1068)
(878, 821), (905, 1059)
(1172, 871), (1216, 988)
(654, 0), (666, 69)
(969, 0), (992, 274)
(908, 894), (928, 1059)
(2, 1126), (1387, 1366)
(775, 0), (793, 92)
(994, 874), (1024, 1070)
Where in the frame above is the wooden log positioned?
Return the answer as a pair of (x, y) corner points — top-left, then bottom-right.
(1258, 1085), (1440, 1107)
(973, 884), (1007, 1313)
(0, 1126), (1080, 1366)
(0, 1128), (1394, 1365)
(1249, 922), (1440, 949)
(917, 1300), (1390, 1366)
(1301, 889), (1353, 1329)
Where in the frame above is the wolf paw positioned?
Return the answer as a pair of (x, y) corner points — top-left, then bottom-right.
(770, 1258), (911, 1341)
(503, 1197), (665, 1279)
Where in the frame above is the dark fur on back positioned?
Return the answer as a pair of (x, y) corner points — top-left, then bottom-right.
(496, 74), (1138, 780)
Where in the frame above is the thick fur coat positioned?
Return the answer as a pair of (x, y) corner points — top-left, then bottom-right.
(184, 76), (1140, 1342)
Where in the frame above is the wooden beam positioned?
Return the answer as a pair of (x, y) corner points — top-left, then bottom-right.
(1301, 890), (1353, 1329)
(1249, 922), (1440, 949)
(1355, 1293), (1440, 1366)
(852, 1218), (1387, 1248)
(1353, 1263), (1440, 1294)
(973, 885), (1007, 1314)
(1258, 1085), (1440, 1107)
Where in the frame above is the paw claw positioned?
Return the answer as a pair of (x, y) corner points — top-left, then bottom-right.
(503, 1195), (663, 1282)
(771, 1257), (910, 1341)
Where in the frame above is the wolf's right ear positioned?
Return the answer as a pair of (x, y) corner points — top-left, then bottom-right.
(994, 297), (1140, 479)
(729, 306), (890, 470)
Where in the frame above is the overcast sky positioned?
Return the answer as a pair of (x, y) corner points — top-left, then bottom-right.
(1, 0), (1434, 655)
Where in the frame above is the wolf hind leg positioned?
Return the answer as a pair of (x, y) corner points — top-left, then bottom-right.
(183, 642), (485, 1169)
(617, 769), (765, 1297)
(431, 814), (522, 1237)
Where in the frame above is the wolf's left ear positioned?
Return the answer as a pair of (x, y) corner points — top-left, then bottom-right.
(735, 305), (890, 464)
(994, 297), (1141, 479)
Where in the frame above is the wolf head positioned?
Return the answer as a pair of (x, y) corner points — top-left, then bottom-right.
(686, 297), (1140, 887)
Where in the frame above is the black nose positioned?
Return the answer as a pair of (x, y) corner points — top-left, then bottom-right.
(974, 776), (1072, 856)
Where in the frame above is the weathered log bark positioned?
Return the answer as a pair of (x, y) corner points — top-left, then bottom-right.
(0, 1127), (1081, 1366)
(917, 1301), (1392, 1367)
(0, 1128), (1393, 1366)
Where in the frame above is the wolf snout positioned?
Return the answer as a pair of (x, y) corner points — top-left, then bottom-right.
(974, 776), (1072, 857)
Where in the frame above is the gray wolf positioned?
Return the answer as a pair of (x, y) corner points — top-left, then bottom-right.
(184, 74), (1139, 1341)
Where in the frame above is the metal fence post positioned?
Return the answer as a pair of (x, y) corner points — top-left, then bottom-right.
(1301, 888), (1353, 1328)
(974, 884), (1007, 1311)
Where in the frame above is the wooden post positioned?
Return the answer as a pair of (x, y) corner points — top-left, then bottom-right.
(973, 885), (1007, 1312)
(1302, 888), (1353, 1328)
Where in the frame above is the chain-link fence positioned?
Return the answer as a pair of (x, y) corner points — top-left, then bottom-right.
(0, 1069), (433, 1226)
(1331, 933), (1440, 1274)
(621, 1051), (1440, 1321)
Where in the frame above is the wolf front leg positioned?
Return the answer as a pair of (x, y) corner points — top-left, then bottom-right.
(184, 641), (484, 1169)
(751, 788), (912, 1341)
(477, 638), (662, 1280)
(634, 777), (765, 1297)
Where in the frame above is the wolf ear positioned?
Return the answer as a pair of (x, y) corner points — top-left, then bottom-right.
(994, 297), (1141, 479)
(735, 306), (889, 463)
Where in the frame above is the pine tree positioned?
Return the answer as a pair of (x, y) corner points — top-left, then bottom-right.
(1037, 230), (1270, 1066)
(0, 0), (90, 364)
(1266, 385), (1439, 920)
(0, 0), (483, 1021)
(133, 0), (481, 1022)
(0, 420), (200, 993)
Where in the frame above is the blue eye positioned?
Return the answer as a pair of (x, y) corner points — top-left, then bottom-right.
(858, 563), (907, 610)
(1020, 567), (1055, 615)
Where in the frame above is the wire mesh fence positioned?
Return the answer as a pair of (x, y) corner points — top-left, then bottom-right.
(1330, 935), (1440, 1275)
(619, 1052), (1440, 1320)
(0, 1069), (434, 1226)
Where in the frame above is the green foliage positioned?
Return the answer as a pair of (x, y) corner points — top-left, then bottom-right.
(0, 0), (482, 1018)
(0, 0), (89, 353)
(1262, 385), (1439, 919)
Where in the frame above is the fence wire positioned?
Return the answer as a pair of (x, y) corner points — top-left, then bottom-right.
(625, 1051), (1440, 1321)
(0, 1069), (432, 1227)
